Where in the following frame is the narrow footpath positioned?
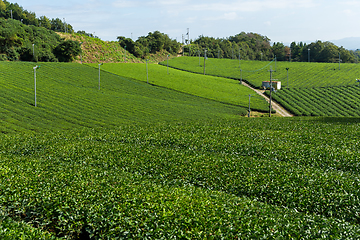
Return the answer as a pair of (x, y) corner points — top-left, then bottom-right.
(242, 82), (293, 117)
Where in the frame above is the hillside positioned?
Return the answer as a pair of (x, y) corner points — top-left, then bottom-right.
(57, 32), (178, 64)
(0, 62), (242, 134)
(88, 62), (269, 112)
(163, 57), (360, 117)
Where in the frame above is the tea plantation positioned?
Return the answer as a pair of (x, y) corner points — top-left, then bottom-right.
(163, 57), (360, 117)
(0, 61), (244, 134)
(1, 61), (360, 239)
(1, 117), (360, 239)
(87, 62), (269, 112)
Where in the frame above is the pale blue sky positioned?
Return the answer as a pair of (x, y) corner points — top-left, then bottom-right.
(13, 0), (360, 44)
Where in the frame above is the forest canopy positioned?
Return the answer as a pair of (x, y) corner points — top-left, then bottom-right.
(184, 32), (358, 63)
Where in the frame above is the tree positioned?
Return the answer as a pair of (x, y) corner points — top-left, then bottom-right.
(272, 42), (286, 61)
(54, 40), (81, 62)
(39, 16), (51, 29)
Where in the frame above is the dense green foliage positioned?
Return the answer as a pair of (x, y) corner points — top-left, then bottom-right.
(53, 39), (82, 62)
(162, 57), (360, 117)
(0, 0), (73, 33)
(1, 117), (360, 238)
(270, 86), (360, 117)
(0, 18), (81, 62)
(186, 32), (272, 61)
(117, 31), (181, 59)
(89, 62), (268, 112)
(163, 56), (360, 88)
(186, 32), (356, 63)
(0, 62), (241, 134)
(290, 41), (355, 63)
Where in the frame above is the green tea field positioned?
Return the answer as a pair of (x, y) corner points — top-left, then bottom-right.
(0, 61), (244, 134)
(1, 117), (360, 239)
(163, 57), (360, 89)
(1, 61), (360, 239)
(87, 62), (269, 112)
(163, 57), (360, 117)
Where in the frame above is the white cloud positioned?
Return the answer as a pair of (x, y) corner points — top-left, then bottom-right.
(112, 0), (140, 8)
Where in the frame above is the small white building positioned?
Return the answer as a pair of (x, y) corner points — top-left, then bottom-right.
(262, 81), (281, 90)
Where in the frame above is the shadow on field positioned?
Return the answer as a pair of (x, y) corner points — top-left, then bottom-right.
(312, 117), (360, 124)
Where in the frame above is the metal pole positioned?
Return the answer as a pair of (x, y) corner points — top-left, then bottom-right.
(339, 52), (341, 70)
(167, 54), (169, 74)
(146, 59), (149, 84)
(203, 49), (207, 75)
(248, 94), (251, 117)
(34, 67), (37, 107)
(308, 49), (310, 62)
(98, 63), (102, 90)
(32, 44), (35, 61)
(286, 68), (289, 89)
(269, 69), (274, 117)
(240, 69), (242, 84)
(239, 48), (241, 68)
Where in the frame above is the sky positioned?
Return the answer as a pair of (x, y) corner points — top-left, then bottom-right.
(12, 0), (360, 45)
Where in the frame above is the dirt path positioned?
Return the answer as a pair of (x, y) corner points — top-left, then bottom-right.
(242, 82), (293, 117)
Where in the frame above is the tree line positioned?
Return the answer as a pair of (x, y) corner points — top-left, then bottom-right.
(184, 32), (358, 63)
(0, 0), (75, 33)
(117, 31), (181, 59)
(0, 18), (81, 62)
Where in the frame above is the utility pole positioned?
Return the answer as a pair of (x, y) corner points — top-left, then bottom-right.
(203, 49), (207, 75)
(268, 69), (275, 117)
(146, 59), (149, 84)
(167, 54), (169, 74)
(240, 69), (242, 84)
(248, 94), (251, 117)
(239, 48), (241, 68)
(98, 63), (103, 90)
(32, 44), (35, 61)
(187, 28), (190, 56)
(286, 68), (289, 89)
(33, 66), (39, 107)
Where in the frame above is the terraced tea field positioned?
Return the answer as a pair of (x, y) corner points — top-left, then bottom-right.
(163, 57), (360, 117)
(1, 61), (360, 239)
(163, 57), (360, 89)
(0, 62), (243, 134)
(87, 62), (269, 112)
(1, 117), (360, 239)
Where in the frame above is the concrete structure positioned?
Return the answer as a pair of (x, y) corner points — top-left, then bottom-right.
(262, 81), (281, 90)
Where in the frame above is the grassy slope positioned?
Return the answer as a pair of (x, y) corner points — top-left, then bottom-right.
(57, 32), (176, 64)
(88, 62), (269, 112)
(0, 62), (242, 134)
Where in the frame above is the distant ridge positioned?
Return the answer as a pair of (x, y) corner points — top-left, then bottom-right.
(331, 37), (360, 50)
